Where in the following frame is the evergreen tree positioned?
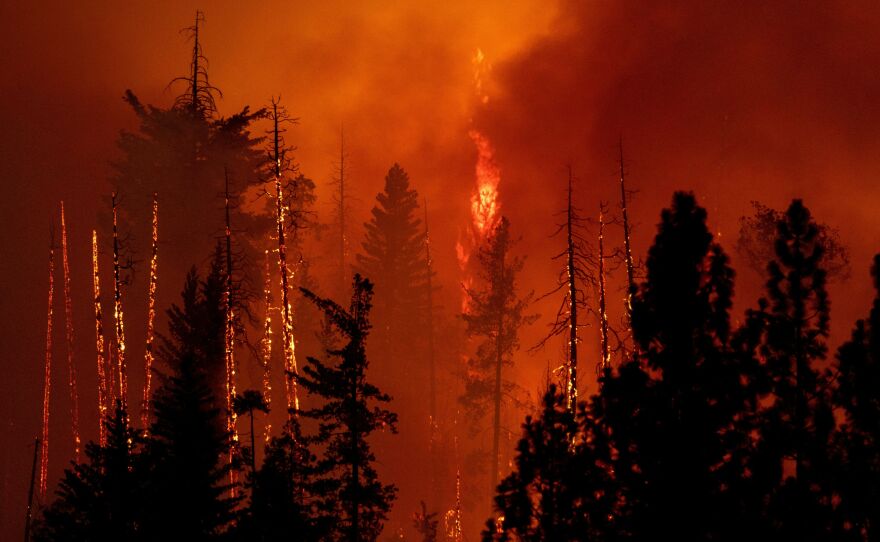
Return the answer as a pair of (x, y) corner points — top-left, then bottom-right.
(112, 13), (266, 292)
(484, 385), (614, 542)
(142, 267), (238, 541)
(246, 418), (329, 542)
(355, 163), (425, 383)
(33, 406), (143, 542)
(297, 275), (398, 542)
(609, 192), (752, 539)
(460, 217), (536, 495)
(751, 199), (835, 539)
(831, 254), (880, 540)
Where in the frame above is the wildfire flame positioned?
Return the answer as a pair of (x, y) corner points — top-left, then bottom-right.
(92, 230), (108, 446)
(142, 193), (158, 429)
(39, 239), (54, 499)
(275, 177), (300, 416)
(60, 202), (81, 461)
(261, 249), (273, 443)
(112, 193), (127, 411)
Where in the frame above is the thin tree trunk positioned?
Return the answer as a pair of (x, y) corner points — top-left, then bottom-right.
(619, 139), (637, 352)
(566, 167), (579, 410)
(491, 249), (505, 495)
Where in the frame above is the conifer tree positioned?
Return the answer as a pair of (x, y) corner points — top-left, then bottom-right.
(832, 254), (880, 540)
(143, 267), (238, 541)
(112, 12), (266, 291)
(460, 217), (536, 496)
(356, 164), (425, 383)
(33, 406), (143, 542)
(751, 199), (835, 539)
(297, 275), (398, 542)
(610, 192), (751, 539)
(483, 385), (614, 542)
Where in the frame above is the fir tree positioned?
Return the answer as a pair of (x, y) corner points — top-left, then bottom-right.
(297, 275), (398, 542)
(33, 406), (143, 542)
(460, 217), (536, 496)
(355, 163), (425, 384)
(142, 267), (238, 541)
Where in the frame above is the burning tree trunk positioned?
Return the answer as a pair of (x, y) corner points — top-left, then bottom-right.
(618, 139), (637, 348)
(261, 249), (274, 443)
(223, 170), (240, 497)
(533, 167), (593, 411)
(60, 202), (81, 461)
(269, 98), (299, 416)
(92, 231), (108, 446)
(598, 205), (611, 372)
(39, 232), (55, 500)
(111, 193), (128, 412)
(142, 193), (158, 429)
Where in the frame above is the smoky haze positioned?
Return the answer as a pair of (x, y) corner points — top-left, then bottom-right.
(3, 0), (880, 539)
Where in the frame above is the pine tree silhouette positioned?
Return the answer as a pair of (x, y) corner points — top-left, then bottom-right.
(832, 254), (880, 540)
(143, 266), (239, 540)
(751, 199), (835, 539)
(460, 217), (536, 497)
(33, 405), (143, 542)
(356, 164), (425, 387)
(297, 275), (398, 542)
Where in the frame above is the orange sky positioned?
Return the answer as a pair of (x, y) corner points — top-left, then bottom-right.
(4, 1), (880, 538)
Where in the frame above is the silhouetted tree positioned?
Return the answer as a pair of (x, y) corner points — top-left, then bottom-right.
(112, 12), (266, 293)
(611, 192), (752, 539)
(413, 501), (439, 542)
(297, 275), (398, 542)
(460, 217), (536, 495)
(832, 254), (880, 540)
(749, 199), (835, 540)
(233, 390), (269, 480)
(142, 267), (238, 541)
(737, 200), (850, 282)
(33, 406), (143, 542)
(355, 164), (425, 386)
(246, 418), (329, 542)
(484, 385), (614, 542)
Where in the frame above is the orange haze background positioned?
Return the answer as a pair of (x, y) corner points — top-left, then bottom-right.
(4, 0), (880, 538)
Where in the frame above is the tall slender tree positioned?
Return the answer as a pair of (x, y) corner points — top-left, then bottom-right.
(460, 217), (536, 497)
(751, 199), (836, 539)
(356, 164), (425, 388)
(297, 275), (398, 542)
(832, 254), (880, 540)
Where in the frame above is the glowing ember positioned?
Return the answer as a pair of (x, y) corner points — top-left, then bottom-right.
(112, 193), (127, 411)
(261, 249), (273, 443)
(142, 193), (158, 429)
(60, 202), (81, 461)
(92, 230), (108, 446)
(275, 177), (299, 415)
(39, 237), (54, 500)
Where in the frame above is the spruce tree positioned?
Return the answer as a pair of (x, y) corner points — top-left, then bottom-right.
(751, 199), (835, 539)
(831, 254), (880, 539)
(355, 163), (425, 384)
(33, 406), (143, 542)
(460, 217), (536, 496)
(142, 267), (238, 541)
(297, 275), (398, 542)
